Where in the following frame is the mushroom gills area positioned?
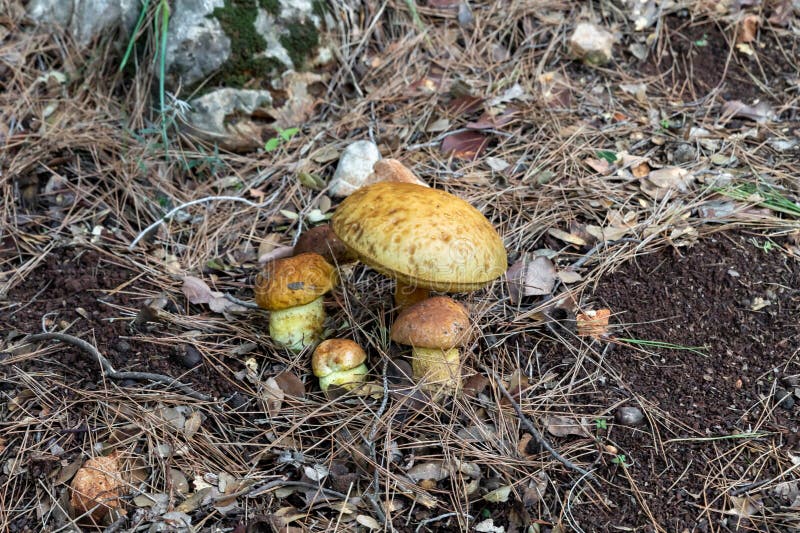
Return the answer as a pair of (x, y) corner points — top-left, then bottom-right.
(410, 347), (460, 392)
(268, 297), (325, 351)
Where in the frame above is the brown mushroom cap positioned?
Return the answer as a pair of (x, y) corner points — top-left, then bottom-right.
(331, 182), (507, 292)
(293, 224), (356, 264)
(312, 339), (367, 377)
(391, 296), (471, 350)
(254, 253), (336, 311)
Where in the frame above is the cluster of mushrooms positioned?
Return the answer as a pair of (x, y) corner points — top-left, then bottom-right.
(254, 159), (507, 396)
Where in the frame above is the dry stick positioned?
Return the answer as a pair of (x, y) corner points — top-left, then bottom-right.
(22, 333), (210, 401)
(483, 365), (598, 484)
(245, 479), (347, 500)
(128, 192), (282, 250)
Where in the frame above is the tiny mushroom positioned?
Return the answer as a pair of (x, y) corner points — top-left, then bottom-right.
(312, 338), (369, 392)
(331, 182), (507, 308)
(255, 252), (336, 352)
(70, 453), (123, 522)
(390, 296), (471, 394)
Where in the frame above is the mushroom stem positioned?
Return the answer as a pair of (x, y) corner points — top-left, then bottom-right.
(410, 347), (460, 393)
(394, 282), (430, 309)
(269, 296), (326, 352)
(319, 364), (369, 391)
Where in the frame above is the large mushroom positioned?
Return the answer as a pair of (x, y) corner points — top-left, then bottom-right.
(390, 296), (471, 394)
(331, 182), (507, 307)
(254, 253), (336, 352)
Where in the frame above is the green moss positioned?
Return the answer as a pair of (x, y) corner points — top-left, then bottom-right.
(258, 0), (280, 16)
(203, 0), (319, 89)
(311, 0), (328, 18)
(280, 20), (319, 68)
(208, 0), (282, 89)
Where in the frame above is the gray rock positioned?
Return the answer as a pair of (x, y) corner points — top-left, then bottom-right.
(615, 406), (644, 426)
(569, 22), (615, 65)
(165, 0), (231, 89)
(165, 0), (335, 88)
(673, 144), (697, 165)
(328, 141), (382, 197)
(27, 0), (140, 46)
(774, 388), (795, 410)
(182, 88), (273, 151)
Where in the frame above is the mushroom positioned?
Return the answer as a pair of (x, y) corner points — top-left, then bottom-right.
(293, 224), (356, 265)
(254, 252), (336, 351)
(390, 296), (471, 393)
(331, 182), (507, 308)
(70, 453), (123, 521)
(312, 338), (369, 392)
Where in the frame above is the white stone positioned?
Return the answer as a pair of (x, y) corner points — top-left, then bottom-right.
(27, 0), (139, 46)
(328, 141), (382, 197)
(569, 22), (615, 65)
(165, 0), (230, 88)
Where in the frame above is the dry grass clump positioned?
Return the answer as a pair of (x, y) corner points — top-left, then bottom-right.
(1, 0), (799, 531)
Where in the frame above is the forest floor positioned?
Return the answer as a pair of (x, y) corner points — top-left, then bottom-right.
(1, 1), (799, 532)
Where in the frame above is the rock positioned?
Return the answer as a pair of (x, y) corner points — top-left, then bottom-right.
(164, 0), (231, 89)
(165, 0), (335, 89)
(774, 388), (795, 410)
(27, 0), (140, 47)
(175, 344), (203, 368)
(182, 88), (273, 152)
(673, 144), (697, 165)
(328, 141), (382, 197)
(615, 406), (644, 425)
(569, 22), (615, 65)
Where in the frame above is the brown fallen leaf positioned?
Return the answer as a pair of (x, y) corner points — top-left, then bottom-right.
(542, 415), (590, 438)
(547, 228), (587, 246)
(441, 130), (489, 160)
(720, 100), (774, 124)
(506, 255), (557, 303)
(466, 109), (517, 130)
(182, 276), (248, 314)
(737, 14), (760, 44)
(576, 308), (611, 338)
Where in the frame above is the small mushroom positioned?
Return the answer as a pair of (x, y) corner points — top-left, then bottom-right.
(331, 182), (507, 308)
(70, 454), (123, 521)
(312, 339), (369, 392)
(255, 253), (336, 352)
(293, 224), (356, 265)
(390, 296), (471, 394)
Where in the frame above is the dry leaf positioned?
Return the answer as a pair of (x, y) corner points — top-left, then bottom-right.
(576, 308), (611, 337)
(407, 462), (449, 483)
(506, 256), (557, 303)
(274, 371), (305, 398)
(466, 109), (517, 130)
(356, 515), (381, 530)
(441, 130), (489, 160)
(543, 415), (590, 438)
(726, 494), (763, 517)
(720, 100), (774, 123)
(484, 485), (512, 503)
(557, 270), (582, 284)
(584, 157), (613, 175)
(182, 276), (247, 314)
(738, 14), (759, 43)
(547, 228), (587, 246)
(261, 377), (284, 418)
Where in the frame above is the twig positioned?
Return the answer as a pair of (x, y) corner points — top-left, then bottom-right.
(570, 238), (642, 270)
(363, 358), (392, 528)
(484, 365), (598, 484)
(223, 293), (260, 309)
(245, 479), (347, 500)
(415, 512), (470, 533)
(128, 194), (279, 250)
(21, 333), (210, 401)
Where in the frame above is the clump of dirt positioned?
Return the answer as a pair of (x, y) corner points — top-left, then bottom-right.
(563, 233), (799, 530)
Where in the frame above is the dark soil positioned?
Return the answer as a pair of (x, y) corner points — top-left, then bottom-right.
(1, 248), (246, 401)
(638, 16), (797, 104)
(562, 233), (800, 531)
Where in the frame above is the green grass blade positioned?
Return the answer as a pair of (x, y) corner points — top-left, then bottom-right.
(119, 0), (151, 72)
(617, 337), (708, 357)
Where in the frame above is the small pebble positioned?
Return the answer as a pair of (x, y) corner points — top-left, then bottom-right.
(673, 144), (696, 164)
(615, 406), (644, 425)
(328, 140), (381, 197)
(114, 340), (131, 353)
(774, 388), (795, 410)
(569, 22), (615, 65)
(174, 344), (203, 368)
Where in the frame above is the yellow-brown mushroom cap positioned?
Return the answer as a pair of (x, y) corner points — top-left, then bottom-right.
(331, 182), (507, 292)
(312, 339), (367, 377)
(254, 253), (336, 311)
(391, 297), (471, 350)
